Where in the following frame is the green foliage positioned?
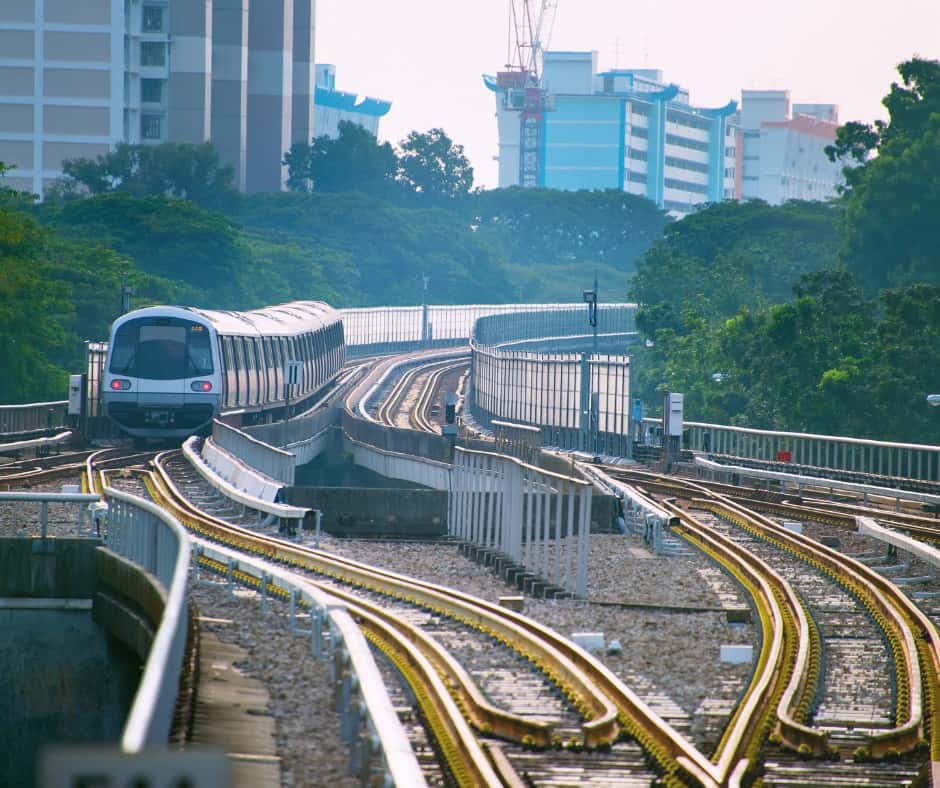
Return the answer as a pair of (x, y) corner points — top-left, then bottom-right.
(0, 200), (81, 400)
(229, 191), (512, 305)
(398, 128), (474, 201)
(630, 200), (840, 337)
(829, 58), (940, 293)
(284, 121), (399, 198)
(471, 187), (669, 275)
(50, 142), (236, 208)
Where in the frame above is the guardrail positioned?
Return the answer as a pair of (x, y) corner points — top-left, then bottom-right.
(0, 400), (68, 438)
(182, 438), (310, 527)
(103, 486), (190, 752)
(0, 491), (101, 536)
(449, 446), (592, 597)
(245, 407), (338, 464)
(340, 303), (637, 357)
(646, 417), (940, 483)
(211, 419), (296, 486)
(191, 537), (428, 786)
(470, 345), (633, 457)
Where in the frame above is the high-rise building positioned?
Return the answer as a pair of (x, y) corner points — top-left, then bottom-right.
(0, 0), (315, 196)
(312, 64), (391, 140)
(738, 90), (843, 204)
(485, 51), (737, 214)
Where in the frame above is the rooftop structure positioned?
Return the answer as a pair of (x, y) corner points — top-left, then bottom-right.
(313, 64), (391, 140)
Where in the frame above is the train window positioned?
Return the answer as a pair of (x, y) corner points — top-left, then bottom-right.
(109, 322), (137, 373)
(137, 324), (187, 380)
(186, 323), (213, 376)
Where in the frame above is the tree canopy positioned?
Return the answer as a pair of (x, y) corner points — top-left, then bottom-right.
(49, 142), (236, 208)
(828, 57), (940, 293)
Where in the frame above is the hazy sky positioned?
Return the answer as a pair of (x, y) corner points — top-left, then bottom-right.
(316, 1), (939, 189)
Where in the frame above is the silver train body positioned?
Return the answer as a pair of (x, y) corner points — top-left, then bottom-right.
(103, 301), (345, 439)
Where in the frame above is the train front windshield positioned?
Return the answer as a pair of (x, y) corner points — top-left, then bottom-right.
(110, 317), (214, 379)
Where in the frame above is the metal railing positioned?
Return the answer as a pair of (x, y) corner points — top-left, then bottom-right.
(473, 304), (636, 347)
(0, 491), (101, 537)
(449, 446), (592, 597)
(211, 419), (296, 486)
(103, 486), (191, 752)
(647, 418), (940, 483)
(192, 537), (427, 786)
(340, 303), (636, 357)
(0, 400), (68, 438)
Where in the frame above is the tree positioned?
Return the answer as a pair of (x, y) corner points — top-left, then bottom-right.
(630, 199), (840, 337)
(283, 121), (399, 198)
(827, 58), (940, 293)
(398, 128), (474, 201)
(51, 142), (236, 207)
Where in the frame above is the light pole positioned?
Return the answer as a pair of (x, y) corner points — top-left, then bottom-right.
(421, 275), (430, 347)
(582, 273), (598, 353)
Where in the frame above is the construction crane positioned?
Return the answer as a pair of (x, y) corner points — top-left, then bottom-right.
(506, 0), (558, 85)
(499, 1), (558, 186)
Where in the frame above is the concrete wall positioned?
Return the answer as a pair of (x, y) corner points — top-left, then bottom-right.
(0, 537), (99, 598)
(287, 486), (448, 538)
(0, 537), (139, 787)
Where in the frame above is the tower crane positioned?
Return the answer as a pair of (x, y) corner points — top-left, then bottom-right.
(507, 0), (558, 85)
(500, 1), (558, 187)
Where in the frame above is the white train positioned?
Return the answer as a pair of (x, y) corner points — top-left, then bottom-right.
(103, 301), (345, 439)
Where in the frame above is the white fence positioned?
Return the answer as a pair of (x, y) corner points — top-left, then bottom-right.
(448, 447), (592, 597)
(650, 418), (940, 483)
(340, 303), (636, 357)
(212, 419), (296, 486)
(104, 487), (191, 752)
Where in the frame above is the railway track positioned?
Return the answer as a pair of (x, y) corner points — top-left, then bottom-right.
(374, 357), (468, 431)
(598, 465), (940, 783)
(95, 451), (707, 785)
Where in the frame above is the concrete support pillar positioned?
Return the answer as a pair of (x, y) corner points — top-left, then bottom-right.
(211, 0), (248, 190)
(168, 0), (212, 143)
(247, 0), (292, 191)
(291, 0), (315, 146)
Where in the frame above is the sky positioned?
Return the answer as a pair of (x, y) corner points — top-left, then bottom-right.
(316, 0), (940, 189)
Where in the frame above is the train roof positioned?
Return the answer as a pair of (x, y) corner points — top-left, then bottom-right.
(114, 301), (340, 337)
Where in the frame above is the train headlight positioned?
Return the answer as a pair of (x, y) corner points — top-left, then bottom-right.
(191, 380), (213, 392)
(110, 379), (131, 390)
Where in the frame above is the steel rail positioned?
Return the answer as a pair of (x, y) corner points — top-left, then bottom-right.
(411, 361), (467, 433)
(692, 492), (926, 760)
(145, 452), (624, 752)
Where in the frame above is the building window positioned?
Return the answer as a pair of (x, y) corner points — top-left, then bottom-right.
(665, 133), (709, 153)
(724, 167), (735, 178)
(664, 177), (709, 195)
(631, 103), (651, 117)
(143, 5), (165, 32)
(628, 148), (648, 161)
(141, 114), (162, 140)
(141, 79), (163, 104)
(630, 125), (648, 139)
(665, 155), (709, 174)
(603, 76), (614, 93)
(140, 41), (165, 67)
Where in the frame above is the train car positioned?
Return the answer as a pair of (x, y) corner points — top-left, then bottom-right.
(103, 301), (344, 440)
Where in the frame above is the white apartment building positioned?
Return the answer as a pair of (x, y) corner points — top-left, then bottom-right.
(0, 0), (315, 196)
(738, 90), (844, 204)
